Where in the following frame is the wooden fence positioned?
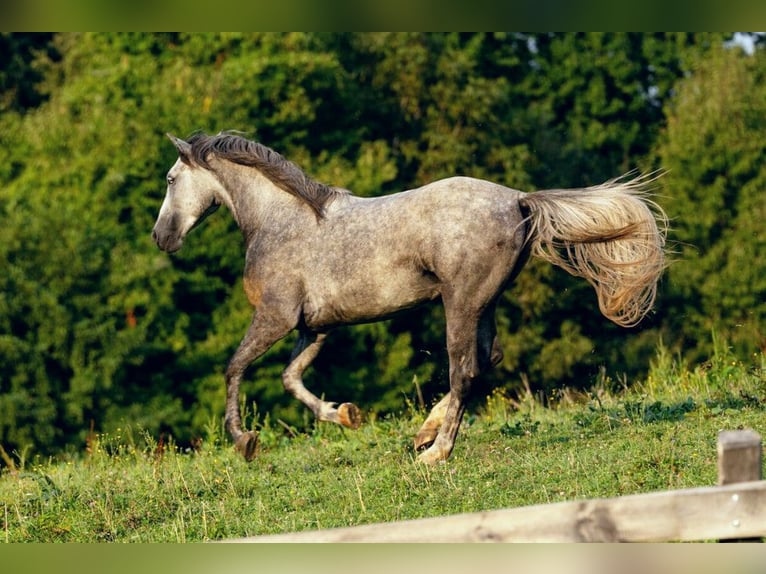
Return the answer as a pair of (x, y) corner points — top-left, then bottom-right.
(230, 429), (765, 543)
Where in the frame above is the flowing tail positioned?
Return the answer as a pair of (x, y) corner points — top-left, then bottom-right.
(519, 173), (669, 327)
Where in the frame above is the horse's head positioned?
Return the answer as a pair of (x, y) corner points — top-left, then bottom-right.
(151, 134), (222, 253)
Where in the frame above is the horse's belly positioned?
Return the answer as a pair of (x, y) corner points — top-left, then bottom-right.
(303, 271), (438, 328)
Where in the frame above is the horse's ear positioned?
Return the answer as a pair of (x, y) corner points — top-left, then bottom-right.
(167, 133), (192, 164)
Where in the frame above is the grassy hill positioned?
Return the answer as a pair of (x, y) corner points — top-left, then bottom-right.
(1, 342), (764, 542)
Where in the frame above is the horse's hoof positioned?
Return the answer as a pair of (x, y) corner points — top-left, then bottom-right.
(416, 446), (448, 465)
(413, 429), (437, 452)
(337, 403), (361, 429)
(234, 431), (259, 462)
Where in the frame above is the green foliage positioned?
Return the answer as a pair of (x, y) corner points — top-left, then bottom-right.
(0, 33), (762, 460)
(655, 44), (766, 361)
(0, 33), (57, 113)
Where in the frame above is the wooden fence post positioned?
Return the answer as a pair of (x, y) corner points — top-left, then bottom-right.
(717, 429), (763, 542)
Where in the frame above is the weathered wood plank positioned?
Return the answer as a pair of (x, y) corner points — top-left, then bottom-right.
(229, 480), (766, 543)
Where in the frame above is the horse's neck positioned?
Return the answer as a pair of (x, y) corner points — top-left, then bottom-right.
(219, 164), (314, 242)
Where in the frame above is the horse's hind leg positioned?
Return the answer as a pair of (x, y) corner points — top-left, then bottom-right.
(414, 326), (502, 452)
(415, 305), (481, 464)
(414, 393), (450, 451)
(415, 304), (503, 462)
(282, 330), (361, 429)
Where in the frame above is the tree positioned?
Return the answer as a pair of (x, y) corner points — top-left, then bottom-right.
(655, 44), (766, 360)
(0, 33), (57, 113)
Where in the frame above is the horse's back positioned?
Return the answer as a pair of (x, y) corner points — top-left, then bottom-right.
(392, 176), (528, 275)
(334, 176), (525, 236)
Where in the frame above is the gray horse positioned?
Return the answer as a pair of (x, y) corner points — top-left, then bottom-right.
(152, 132), (667, 464)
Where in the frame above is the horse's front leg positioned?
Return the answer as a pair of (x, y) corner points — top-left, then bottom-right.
(282, 330), (361, 429)
(225, 314), (292, 462)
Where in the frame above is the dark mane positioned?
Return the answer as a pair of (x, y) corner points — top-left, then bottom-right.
(186, 132), (346, 218)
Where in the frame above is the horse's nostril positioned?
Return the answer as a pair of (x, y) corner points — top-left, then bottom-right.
(151, 228), (158, 243)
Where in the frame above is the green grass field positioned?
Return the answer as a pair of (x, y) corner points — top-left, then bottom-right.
(2, 343), (764, 542)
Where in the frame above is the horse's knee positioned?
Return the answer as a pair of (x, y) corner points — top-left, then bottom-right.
(225, 356), (247, 383)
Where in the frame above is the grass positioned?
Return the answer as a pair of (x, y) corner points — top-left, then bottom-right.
(1, 343), (765, 542)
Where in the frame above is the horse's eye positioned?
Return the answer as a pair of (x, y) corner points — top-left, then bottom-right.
(167, 175), (175, 186)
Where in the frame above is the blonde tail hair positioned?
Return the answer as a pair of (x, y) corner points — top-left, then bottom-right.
(519, 173), (669, 327)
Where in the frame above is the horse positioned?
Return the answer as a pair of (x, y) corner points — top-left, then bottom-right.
(151, 131), (668, 465)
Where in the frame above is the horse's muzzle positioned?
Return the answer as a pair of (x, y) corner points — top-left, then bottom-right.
(152, 226), (183, 253)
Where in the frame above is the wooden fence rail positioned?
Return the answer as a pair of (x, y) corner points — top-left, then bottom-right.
(229, 429), (765, 543)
